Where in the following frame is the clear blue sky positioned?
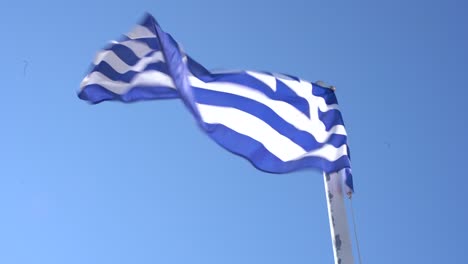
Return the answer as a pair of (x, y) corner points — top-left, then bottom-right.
(1, 0), (467, 263)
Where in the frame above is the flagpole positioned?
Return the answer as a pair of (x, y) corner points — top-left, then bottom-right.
(323, 171), (354, 264)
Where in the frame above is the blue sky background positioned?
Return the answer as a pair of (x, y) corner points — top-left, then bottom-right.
(1, 0), (467, 263)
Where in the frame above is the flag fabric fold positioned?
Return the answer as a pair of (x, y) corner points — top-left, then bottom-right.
(79, 13), (354, 193)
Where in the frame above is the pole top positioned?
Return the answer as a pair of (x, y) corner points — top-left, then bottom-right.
(315, 80), (336, 91)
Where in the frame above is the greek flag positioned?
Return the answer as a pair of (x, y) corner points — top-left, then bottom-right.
(79, 14), (354, 193)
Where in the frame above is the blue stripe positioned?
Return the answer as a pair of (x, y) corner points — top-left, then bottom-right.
(312, 83), (338, 105)
(79, 84), (179, 104)
(130, 37), (160, 50)
(193, 71), (280, 101)
(152, 19), (203, 125)
(193, 88), (347, 149)
(344, 168), (354, 192)
(91, 61), (169, 83)
(275, 79), (310, 117)
(276, 73), (300, 81)
(186, 56), (211, 77)
(104, 43), (141, 66)
(139, 13), (158, 34)
(318, 109), (345, 131)
(203, 123), (351, 174)
(187, 62), (310, 117)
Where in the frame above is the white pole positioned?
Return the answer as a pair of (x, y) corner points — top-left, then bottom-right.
(323, 171), (354, 264)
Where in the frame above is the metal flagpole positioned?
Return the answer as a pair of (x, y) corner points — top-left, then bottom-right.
(323, 171), (354, 264)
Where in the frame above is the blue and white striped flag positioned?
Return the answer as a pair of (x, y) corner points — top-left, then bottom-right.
(79, 14), (354, 193)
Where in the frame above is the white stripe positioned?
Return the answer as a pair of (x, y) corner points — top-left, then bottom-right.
(126, 25), (156, 39)
(93, 51), (165, 74)
(246, 71), (277, 91)
(301, 143), (348, 161)
(189, 76), (346, 143)
(80, 70), (175, 94)
(198, 104), (304, 161)
(197, 104), (347, 162)
(277, 77), (340, 111)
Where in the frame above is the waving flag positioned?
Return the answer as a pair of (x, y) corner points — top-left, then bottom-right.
(79, 14), (353, 193)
